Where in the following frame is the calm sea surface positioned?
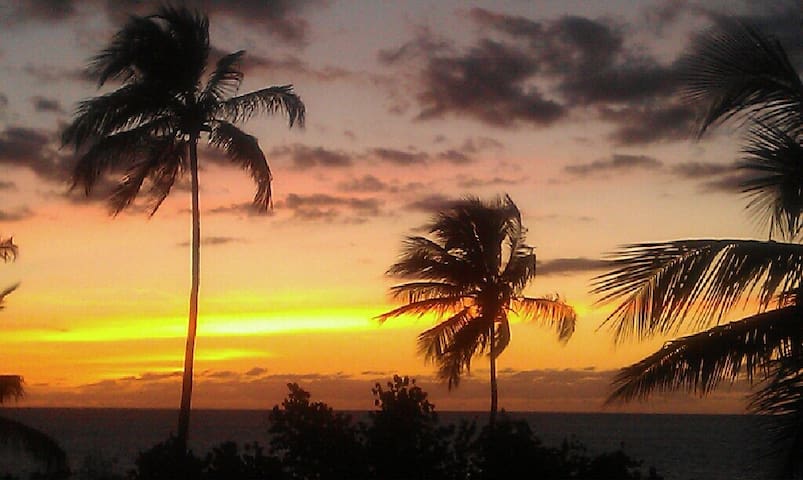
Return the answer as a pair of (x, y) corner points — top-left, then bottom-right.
(0, 408), (782, 479)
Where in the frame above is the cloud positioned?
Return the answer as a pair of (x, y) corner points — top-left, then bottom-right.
(0, 126), (73, 183)
(280, 193), (383, 222)
(31, 96), (65, 114)
(1, 0), (77, 24)
(536, 257), (610, 276)
(403, 194), (459, 213)
(371, 148), (428, 166)
(603, 103), (697, 145)
(22, 64), (91, 85)
(206, 202), (270, 217)
(669, 161), (735, 179)
(0, 181), (16, 191)
(564, 154), (662, 177)
(456, 176), (525, 189)
(269, 144), (353, 169)
(338, 175), (388, 193)
(176, 236), (246, 247)
(0, 207), (34, 222)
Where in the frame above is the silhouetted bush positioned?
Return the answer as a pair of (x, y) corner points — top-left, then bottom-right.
(125, 376), (662, 480)
(268, 383), (366, 480)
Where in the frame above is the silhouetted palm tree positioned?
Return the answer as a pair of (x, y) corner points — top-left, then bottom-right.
(62, 6), (304, 451)
(0, 237), (18, 310)
(593, 20), (802, 473)
(379, 195), (577, 425)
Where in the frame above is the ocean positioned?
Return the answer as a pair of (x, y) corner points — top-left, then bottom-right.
(0, 408), (782, 479)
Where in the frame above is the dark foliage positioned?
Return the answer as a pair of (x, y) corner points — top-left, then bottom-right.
(128, 378), (660, 480)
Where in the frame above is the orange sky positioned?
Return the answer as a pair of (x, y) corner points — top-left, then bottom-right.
(0, 0), (799, 413)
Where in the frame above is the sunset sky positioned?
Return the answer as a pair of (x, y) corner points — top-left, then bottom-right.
(0, 0), (800, 413)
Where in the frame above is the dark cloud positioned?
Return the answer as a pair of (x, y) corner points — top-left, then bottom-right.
(269, 144), (352, 169)
(564, 154), (662, 177)
(209, 46), (352, 82)
(700, 172), (752, 194)
(206, 202), (270, 217)
(415, 39), (565, 127)
(403, 194), (459, 213)
(371, 148), (428, 166)
(245, 367), (267, 377)
(0, 181), (16, 191)
(338, 175), (388, 193)
(437, 149), (473, 164)
(0, 207), (34, 222)
(0, 126), (72, 183)
(22, 64), (91, 85)
(536, 257), (610, 276)
(669, 161), (735, 179)
(0, 94), (8, 109)
(176, 236), (246, 247)
(280, 193), (383, 222)
(603, 103), (696, 145)
(456, 176), (524, 189)
(31, 96), (65, 114)
(2, 0), (77, 24)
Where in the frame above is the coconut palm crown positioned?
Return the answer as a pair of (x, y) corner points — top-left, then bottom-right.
(61, 6), (304, 452)
(592, 20), (802, 473)
(378, 195), (576, 425)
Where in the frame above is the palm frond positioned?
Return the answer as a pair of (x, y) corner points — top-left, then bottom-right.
(88, 14), (167, 86)
(108, 137), (184, 215)
(62, 84), (173, 149)
(0, 375), (24, 403)
(748, 353), (803, 474)
(208, 121), (272, 210)
(375, 295), (468, 323)
(202, 50), (245, 104)
(493, 314), (511, 357)
(387, 236), (483, 285)
(436, 314), (493, 388)
(218, 85), (305, 127)
(70, 117), (176, 195)
(739, 123), (803, 240)
(680, 19), (803, 137)
(501, 247), (536, 294)
(0, 415), (69, 474)
(593, 239), (803, 342)
(388, 281), (468, 302)
(0, 237), (17, 263)
(417, 307), (474, 362)
(514, 295), (576, 342)
(607, 306), (802, 403)
(0, 282), (20, 309)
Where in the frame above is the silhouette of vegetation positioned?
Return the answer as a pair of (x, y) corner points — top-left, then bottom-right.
(592, 19), (803, 476)
(61, 5), (304, 452)
(378, 195), (577, 425)
(128, 378), (659, 480)
(0, 240), (69, 479)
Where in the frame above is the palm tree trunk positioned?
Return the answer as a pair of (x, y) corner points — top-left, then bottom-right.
(177, 135), (201, 453)
(489, 323), (498, 428)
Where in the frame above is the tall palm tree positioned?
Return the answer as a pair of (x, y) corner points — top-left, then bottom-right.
(592, 20), (802, 472)
(62, 6), (305, 451)
(378, 195), (577, 425)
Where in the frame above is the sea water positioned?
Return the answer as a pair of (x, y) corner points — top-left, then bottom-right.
(0, 408), (780, 479)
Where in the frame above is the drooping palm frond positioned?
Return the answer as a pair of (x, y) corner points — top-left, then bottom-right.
(376, 295), (468, 323)
(749, 354), (803, 475)
(388, 281), (468, 303)
(209, 120), (272, 210)
(437, 314), (494, 388)
(62, 84), (172, 149)
(0, 375), (24, 403)
(417, 307), (474, 362)
(501, 245), (536, 293)
(740, 123), (803, 240)
(387, 236), (482, 285)
(0, 416), (69, 474)
(681, 19), (803, 137)
(514, 296), (577, 342)
(493, 312), (512, 356)
(593, 239), (803, 342)
(0, 237), (17, 263)
(0, 282), (20, 310)
(218, 85), (305, 127)
(201, 50), (245, 104)
(607, 306), (802, 403)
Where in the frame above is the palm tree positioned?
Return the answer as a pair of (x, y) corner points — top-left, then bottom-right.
(378, 195), (577, 425)
(0, 237), (18, 310)
(592, 20), (802, 472)
(62, 6), (305, 451)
